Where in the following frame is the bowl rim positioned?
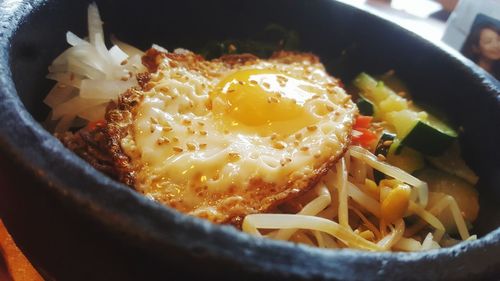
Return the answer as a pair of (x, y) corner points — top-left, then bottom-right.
(1, 0), (500, 279)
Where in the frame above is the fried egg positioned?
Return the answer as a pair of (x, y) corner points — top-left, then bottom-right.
(120, 49), (356, 224)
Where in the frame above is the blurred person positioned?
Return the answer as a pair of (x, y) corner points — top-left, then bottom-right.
(461, 22), (500, 80)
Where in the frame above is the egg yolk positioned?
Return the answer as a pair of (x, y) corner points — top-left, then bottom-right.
(212, 69), (319, 136)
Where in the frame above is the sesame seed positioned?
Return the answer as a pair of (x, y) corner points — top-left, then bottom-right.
(200, 130), (207, 136)
(186, 143), (196, 151)
(199, 143), (207, 149)
(262, 82), (270, 88)
(273, 142), (285, 149)
(314, 152), (321, 158)
(300, 146), (309, 152)
(173, 146), (183, 153)
(182, 119), (192, 125)
(157, 137), (170, 145)
(187, 127), (195, 134)
(326, 105), (334, 112)
(150, 117), (159, 124)
(197, 121), (205, 127)
(228, 152), (240, 162)
(277, 75), (288, 82)
(295, 133), (302, 140)
(307, 125), (317, 131)
(377, 154), (386, 161)
(383, 140), (393, 146)
(172, 137), (179, 142)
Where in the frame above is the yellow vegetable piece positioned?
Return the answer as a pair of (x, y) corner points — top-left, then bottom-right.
(387, 146), (425, 174)
(379, 179), (400, 189)
(378, 94), (408, 118)
(363, 179), (379, 199)
(381, 184), (411, 224)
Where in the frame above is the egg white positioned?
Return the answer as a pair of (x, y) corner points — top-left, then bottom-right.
(121, 50), (356, 221)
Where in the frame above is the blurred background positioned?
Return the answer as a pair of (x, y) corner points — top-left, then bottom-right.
(343, 0), (458, 42)
(345, 0), (500, 81)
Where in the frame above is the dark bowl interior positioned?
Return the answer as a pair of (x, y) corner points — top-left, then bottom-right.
(1, 0), (500, 280)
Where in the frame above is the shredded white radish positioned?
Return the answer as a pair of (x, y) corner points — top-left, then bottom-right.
(44, 3), (147, 132)
(43, 84), (77, 108)
(80, 79), (135, 99)
(66, 31), (89, 47)
(111, 35), (145, 57)
(87, 3), (104, 46)
(108, 45), (129, 65)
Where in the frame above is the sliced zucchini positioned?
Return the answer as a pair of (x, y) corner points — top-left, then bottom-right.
(375, 132), (396, 157)
(356, 95), (374, 116)
(373, 132), (396, 182)
(353, 72), (378, 93)
(354, 72), (458, 156)
(415, 168), (479, 233)
(426, 142), (479, 185)
(387, 109), (458, 156)
(386, 144), (425, 174)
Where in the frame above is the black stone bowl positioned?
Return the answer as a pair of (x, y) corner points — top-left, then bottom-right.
(1, 0), (500, 280)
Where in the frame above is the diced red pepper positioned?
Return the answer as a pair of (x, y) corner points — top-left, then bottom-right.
(354, 115), (373, 129)
(352, 128), (378, 148)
